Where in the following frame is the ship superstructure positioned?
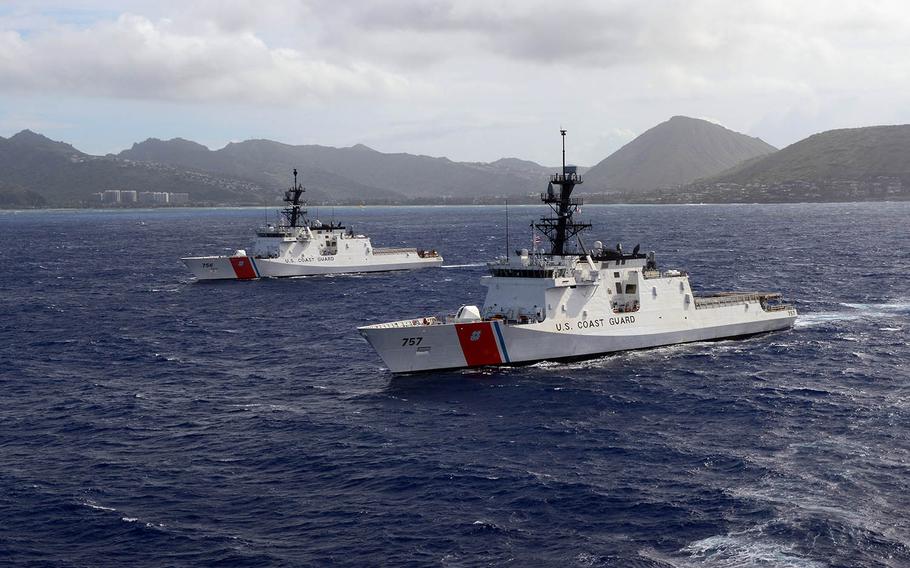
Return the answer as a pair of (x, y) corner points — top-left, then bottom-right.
(182, 169), (442, 280)
(359, 131), (796, 373)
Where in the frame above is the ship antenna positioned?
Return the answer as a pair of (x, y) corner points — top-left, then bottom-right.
(505, 198), (510, 258)
(560, 128), (567, 176)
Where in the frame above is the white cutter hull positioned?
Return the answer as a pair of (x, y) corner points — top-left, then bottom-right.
(360, 299), (796, 373)
(183, 253), (444, 280)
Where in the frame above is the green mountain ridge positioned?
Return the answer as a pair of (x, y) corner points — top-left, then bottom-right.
(0, 132), (270, 207)
(673, 124), (910, 202)
(703, 124), (910, 184)
(120, 137), (547, 200)
(4, 119), (910, 208)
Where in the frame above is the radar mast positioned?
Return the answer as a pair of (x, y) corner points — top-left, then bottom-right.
(281, 168), (306, 228)
(534, 130), (591, 255)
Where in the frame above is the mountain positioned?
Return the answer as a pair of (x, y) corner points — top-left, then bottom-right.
(0, 181), (46, 207)
(0, 130), (557, 207)
(674, 124), (910, 202)
(480, 157), (555, 180)
(584, 116), (777, 192)
(0, 131), (271, 207)
(120, 138), (403, 202)
(120, 137), (212, 166)
(119, 138), (549, 200)
(5, 129), (83, 156)
(10, 120), (907, 208)
(704, 124), (910, 184)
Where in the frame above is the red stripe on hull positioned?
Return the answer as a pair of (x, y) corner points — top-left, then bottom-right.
(455, 322), (502, 367)
(229, 257), (257, 280)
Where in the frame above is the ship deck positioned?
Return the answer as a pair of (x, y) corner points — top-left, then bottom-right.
(694, 292), (791, 311)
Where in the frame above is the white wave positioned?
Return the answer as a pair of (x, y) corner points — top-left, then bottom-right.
(613, 340), (723, 363)
(841, 301), (910, 312)
(680, 534), (824, 567)
(525, 340), (721, 371)
(563, 356), (622, 370)
(641, 532), (824, 568)
(441, 263), (486, 268)
(794, 312), (863, 328)
(154, 353), (181, 362)
(574, 552), (599, 567)
(81, 501), (116, 512)
(796, 300), (910, 328)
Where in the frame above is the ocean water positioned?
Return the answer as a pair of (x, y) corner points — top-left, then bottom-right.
(1, 202), (908, 567)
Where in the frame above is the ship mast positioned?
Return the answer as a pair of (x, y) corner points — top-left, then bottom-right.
(534, 130), (590, 255)
(281, 168), (306, 228)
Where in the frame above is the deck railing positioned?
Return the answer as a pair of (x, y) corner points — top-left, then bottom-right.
(643, 269), (687, 279)
(694, 292), (789, 311)
(373, 247), (419, 255)
(363, 316), (440, 329)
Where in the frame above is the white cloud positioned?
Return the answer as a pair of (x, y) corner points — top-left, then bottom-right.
(0, 12), (413, 104)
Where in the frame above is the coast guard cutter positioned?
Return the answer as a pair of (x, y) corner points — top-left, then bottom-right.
(359, 131), (797, 373)
(183, 170), (442, 280)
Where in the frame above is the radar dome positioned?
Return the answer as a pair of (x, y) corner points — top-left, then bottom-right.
(454, 305), (482, 322)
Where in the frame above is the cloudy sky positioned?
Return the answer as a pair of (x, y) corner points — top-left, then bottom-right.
(1, 0), (908, 165)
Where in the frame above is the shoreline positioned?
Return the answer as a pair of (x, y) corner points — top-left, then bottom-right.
(3, 198), (910, 214)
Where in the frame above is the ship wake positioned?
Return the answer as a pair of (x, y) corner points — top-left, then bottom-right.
(795, 300), (909, 328)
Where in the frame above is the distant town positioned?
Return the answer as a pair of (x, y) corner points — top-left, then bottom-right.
(661, 176), (906, 204)
(78, 176), (910, 207)
(92, 189), (190, 206)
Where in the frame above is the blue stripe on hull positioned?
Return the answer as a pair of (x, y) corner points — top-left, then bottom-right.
(493, 322), (511, 363)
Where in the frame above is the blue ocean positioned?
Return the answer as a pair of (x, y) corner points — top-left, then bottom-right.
(1, 203), (908, 567)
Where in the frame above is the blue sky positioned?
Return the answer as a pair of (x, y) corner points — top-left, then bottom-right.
(2, 1), (909, 165)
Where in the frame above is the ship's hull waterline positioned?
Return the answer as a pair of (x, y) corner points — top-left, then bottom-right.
(183, 253), (444, 280)
(360, 301), (797, 374)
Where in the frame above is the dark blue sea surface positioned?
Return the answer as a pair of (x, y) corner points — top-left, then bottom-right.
(1, 203), (909, 567)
